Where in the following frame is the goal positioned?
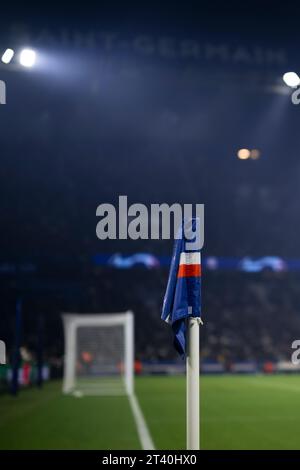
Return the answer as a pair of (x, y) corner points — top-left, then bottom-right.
(62, 311), (134, 396)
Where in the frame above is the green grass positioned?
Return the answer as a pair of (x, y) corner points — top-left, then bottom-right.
(0, 382), (140, 449)
(2, 375), (300, 449)
(201, 375), (300, 450)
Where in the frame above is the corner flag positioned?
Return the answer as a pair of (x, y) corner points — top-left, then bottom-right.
(161, 217), (202, 450)
(161, 218), (201, 357)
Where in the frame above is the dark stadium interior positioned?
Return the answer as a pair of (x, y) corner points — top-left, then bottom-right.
(1, 2), (300, 377)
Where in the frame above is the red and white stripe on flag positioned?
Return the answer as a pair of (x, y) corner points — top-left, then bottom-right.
(177, 252), (201, 278)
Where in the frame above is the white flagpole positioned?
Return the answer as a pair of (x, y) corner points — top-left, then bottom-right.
(186, 316), (201, 450)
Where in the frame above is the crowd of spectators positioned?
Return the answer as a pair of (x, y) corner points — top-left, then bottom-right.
(2, 268), (300, 369)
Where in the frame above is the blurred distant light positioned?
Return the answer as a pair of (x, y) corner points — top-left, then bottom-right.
(1, 48), (14, 64)
(19, 49), (36, 68)
(250, 149), (261, 160)
(237, 148), (250, 160)
(282, 72), (300, 88)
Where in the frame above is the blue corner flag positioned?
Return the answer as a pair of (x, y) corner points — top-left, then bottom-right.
(161, 219), (201, 357)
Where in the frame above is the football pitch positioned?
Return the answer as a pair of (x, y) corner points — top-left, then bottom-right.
(1, 374), (300, 450)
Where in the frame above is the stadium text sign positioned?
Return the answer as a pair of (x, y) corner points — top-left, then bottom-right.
(96, 196), (204, 250)
(16, 27), (287, 68)
(0, 340), (6, 364)
(0, 80), (6, 104)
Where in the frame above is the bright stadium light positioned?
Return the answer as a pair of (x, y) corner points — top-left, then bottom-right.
(19, 48), (36, 68)
(237, 148), (250, 160)
(1, 48), (14, 64)
(282, 72), (300, 88)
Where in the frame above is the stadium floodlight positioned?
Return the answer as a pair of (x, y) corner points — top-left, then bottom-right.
(282, 72), (300, 88)
(237, 148), (250, 160)
(62, 312), (134, 396)
(19, 48), (36, 68)
(1, 48), (14, 64)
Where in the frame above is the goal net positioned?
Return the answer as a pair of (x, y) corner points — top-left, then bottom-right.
(62, 312), (134, 396)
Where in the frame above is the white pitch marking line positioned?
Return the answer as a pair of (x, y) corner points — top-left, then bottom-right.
(128, 393), (155, 450)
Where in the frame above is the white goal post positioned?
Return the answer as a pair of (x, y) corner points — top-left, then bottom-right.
(62, 311), (134, 396)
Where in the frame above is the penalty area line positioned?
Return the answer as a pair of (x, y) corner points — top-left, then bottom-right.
(129, 393), (155, 450)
